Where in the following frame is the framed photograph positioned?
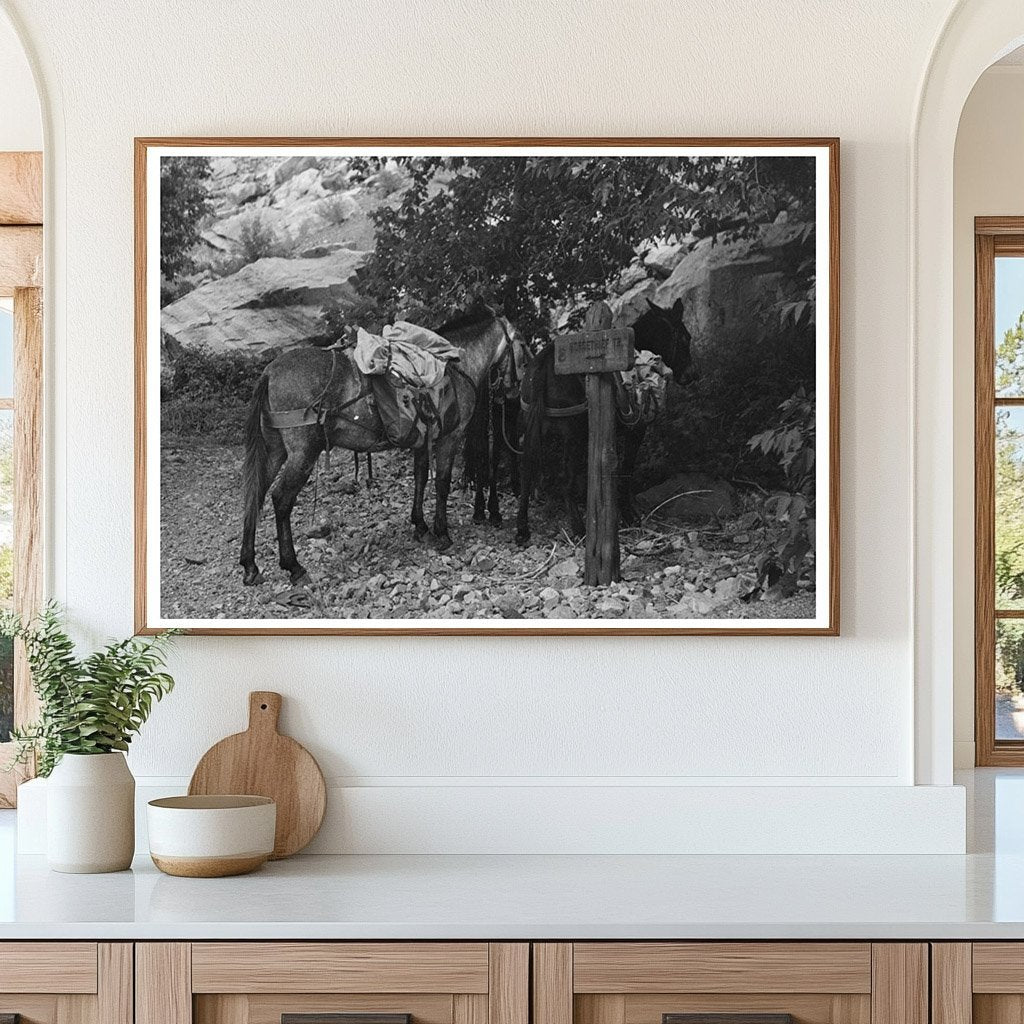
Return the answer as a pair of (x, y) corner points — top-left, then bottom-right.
(135, 137), (838, 635)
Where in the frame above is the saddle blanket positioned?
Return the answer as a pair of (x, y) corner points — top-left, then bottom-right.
(353, 321), (461, 388)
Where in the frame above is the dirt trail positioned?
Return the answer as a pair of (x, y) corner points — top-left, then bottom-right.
(159, 442), (816, 623)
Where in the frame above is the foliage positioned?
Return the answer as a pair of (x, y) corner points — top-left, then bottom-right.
(994, 313), (1024, 607)
(160, 156), (213, 282)
(353, 155), (814, 337)
(997, 310), (1024, 395)
(746, 388), (816, 596)
(0, 634), (11, 742)
(1, 604), (178, 777)
(161, 345), (276, 442)
(236, 211), (286, 264)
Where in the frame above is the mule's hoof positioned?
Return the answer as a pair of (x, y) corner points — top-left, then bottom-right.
(242, 569), (264, 587)
(434, 534), (453, 552)
(489, 513), (503, 527)
(472, 512), (486, 525)
(515, 531), (530, 548)
(413, 527), (428, 542)
(289, 569), (311, 586)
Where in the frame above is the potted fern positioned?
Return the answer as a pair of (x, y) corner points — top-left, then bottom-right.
(2, 604), (177, 873)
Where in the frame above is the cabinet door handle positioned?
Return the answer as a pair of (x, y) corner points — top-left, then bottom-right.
(664, 1016), (794, 1024)
(283, 1015), (411, 1024)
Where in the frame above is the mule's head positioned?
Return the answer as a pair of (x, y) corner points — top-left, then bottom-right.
(639, 297), (696, 385)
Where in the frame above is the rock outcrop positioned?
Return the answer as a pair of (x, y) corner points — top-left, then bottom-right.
(162, 249), (368, 354)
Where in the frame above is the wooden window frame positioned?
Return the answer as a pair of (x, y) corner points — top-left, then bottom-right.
(0, 151), (43, 806)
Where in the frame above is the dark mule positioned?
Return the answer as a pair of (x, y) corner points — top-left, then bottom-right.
(239, 310), (513, 587)
(515, 297), (694, 546)
(463, 345), (522, 527)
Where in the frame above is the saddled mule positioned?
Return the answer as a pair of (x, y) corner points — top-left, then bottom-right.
(239, 307), (514, 586)
(515, 297), (695, 546)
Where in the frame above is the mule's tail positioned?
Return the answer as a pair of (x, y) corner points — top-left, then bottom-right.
(242, 372), (271, 517)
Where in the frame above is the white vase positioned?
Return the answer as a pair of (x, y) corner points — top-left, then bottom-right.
(46, 752), (135, 873)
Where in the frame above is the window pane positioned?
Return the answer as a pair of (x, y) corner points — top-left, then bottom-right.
(0, 305), (12, 399)
(997, 257), (1024, 396)
(998, 620), (1024, 740)
(0, 410), (12, 742)
(997, 407), (1024, 609)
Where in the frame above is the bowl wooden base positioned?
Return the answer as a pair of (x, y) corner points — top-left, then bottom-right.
(151, 853), (268, 878)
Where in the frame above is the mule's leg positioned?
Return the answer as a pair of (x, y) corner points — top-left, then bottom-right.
(473, 473), (487, 525)
(411, 445), (429, 540)
(270, 432), (321, 585)
(240, 429), (286, 586)
(619, 423), (646, 526)
(515, 417), (540, 547)
(432, 434), (460, 551)
(506, 401), (522, 497)
(487, 401), (502, 525)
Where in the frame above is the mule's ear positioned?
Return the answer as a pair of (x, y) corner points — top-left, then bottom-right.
(672, 297), (685, 314)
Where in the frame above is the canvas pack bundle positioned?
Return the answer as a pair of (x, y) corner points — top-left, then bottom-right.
(354, 321), (463, 449)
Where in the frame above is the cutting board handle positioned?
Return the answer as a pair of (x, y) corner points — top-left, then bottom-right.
(248, 691), (282, 734)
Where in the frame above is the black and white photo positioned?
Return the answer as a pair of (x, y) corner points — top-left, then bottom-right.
(136, 139), (838, 634)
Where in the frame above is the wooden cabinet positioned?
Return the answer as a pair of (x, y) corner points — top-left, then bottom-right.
(0, 943), (132, 1024)
(532, 944), (928, 1024)
(932, 943), (1024, 1024)
(136, 944), (528, 1024)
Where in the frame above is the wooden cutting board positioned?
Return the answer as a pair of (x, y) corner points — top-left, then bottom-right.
(188, 691), (326, 859)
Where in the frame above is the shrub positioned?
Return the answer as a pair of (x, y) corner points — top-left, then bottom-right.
(161, 345), (277, 443)
(237, 212), (286, 264)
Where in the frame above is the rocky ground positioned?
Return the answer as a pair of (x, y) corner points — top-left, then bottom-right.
(159, 442), (815, 623)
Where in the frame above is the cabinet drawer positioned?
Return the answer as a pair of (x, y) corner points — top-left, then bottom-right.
(0, 942), (99, 994)
(572, 944), (872, 994)
(0, 943), (130, 1024)
(139, 943), (529, 1024)
(191, 944), (491, 994)
(534, 944), (925, 1024)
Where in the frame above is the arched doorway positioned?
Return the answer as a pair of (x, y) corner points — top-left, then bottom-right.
(914, 1), (1024, 785)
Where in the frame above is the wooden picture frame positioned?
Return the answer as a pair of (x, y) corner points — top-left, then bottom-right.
(136, 137), (839, 636)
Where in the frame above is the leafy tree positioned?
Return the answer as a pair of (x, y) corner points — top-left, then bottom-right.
(998, 310), (1024, 395)
(354, 155), (814, 336)
(160, 156), (213, 281)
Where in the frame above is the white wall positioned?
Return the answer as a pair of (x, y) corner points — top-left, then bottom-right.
(952, 66), (1024, 767)
(2, 0), (972, 852)
(0, 9), (39, 151)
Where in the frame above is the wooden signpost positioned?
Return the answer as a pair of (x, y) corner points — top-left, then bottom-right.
(554, 300), (635, 586)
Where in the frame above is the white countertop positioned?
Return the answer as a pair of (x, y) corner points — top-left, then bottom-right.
(1, 769), (1022, 941)
(0, 849), (1021, 940)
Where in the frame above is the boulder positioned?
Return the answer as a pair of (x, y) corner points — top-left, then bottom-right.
(272, 166), (325, 205)
(642, 240), (688, 278)
(609, 278), (658, 328)
(161, 249), (368, 355)
(652, 218), (813, 358)
(635, 472), (738, 522)
(273, 155), (318, 185)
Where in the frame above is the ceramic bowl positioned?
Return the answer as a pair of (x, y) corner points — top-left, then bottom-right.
(147, 795), (276, 877)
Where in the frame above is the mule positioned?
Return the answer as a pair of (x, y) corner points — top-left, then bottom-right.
(463, 343), (522, 527)
(514, 297), (694, 546)
(239, 308), (513, 587)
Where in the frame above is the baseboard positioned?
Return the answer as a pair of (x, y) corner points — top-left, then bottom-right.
(17, 778), (967, 856)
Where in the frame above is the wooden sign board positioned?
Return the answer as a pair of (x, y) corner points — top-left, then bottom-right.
(554, 327), (634, 375)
